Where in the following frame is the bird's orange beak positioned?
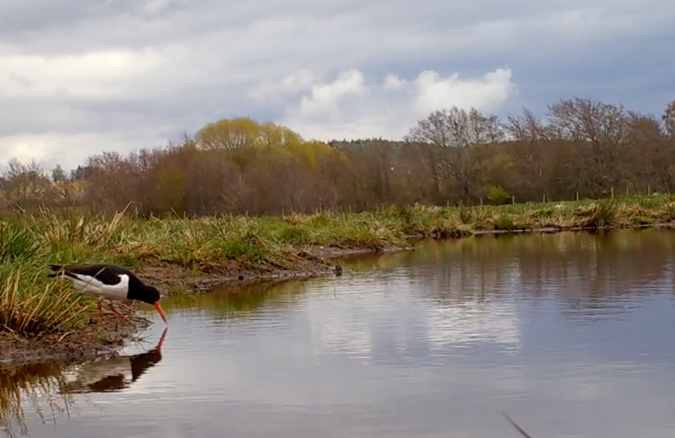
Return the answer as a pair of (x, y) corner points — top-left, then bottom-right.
(154, 301), (167, 324)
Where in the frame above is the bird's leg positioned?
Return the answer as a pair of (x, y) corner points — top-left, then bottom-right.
(97, 298), (106, 319)
(97, 298), (117, 317)
(117, 300), (136, 316)
(108, 300), (130, 323)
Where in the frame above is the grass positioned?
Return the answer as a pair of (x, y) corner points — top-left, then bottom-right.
(0, 269), (92, 338)
(2, 194), (675, 344)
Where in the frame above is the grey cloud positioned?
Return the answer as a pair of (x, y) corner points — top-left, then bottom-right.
(0, 1), (102, 36)
(1, 0), (674, 170)
(0, 99), (90, 136)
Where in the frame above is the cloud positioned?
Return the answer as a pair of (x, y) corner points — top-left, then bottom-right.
(0, 0), (674, 171)
(0, 48), (163, 100)
(251, 67), (516, 141)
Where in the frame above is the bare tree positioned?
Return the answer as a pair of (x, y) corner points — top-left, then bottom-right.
(404, 107), (504, 202)
(546, 97), (630, 196)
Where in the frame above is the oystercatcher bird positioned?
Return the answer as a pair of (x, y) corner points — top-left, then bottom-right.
(48, 263), (167, 324)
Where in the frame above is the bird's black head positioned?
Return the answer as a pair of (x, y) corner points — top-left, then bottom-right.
(139, 285), (161, 305)
(138, 285), (168, 324)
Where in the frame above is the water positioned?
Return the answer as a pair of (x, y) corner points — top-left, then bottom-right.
(3, 229), (675, 437)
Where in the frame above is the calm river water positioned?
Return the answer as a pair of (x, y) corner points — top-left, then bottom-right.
(3, 230), (675, 437)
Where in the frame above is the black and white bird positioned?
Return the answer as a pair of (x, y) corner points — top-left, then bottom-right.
(48, 263), (167, 324)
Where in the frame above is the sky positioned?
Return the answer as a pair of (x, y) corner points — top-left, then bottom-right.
(1, 0), (674, 172)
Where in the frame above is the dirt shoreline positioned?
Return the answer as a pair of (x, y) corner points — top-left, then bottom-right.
(138, 244), (409, 293)
(2, 223), (674, 368)
(0, 315), (152, 367)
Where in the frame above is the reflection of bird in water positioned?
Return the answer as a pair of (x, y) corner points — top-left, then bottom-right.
(58, 327), (167, 394)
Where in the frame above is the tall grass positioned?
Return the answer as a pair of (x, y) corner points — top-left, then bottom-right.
(2, 194), (675, 341)
(0, 270), (92, 338)
(0, 218), (96, 340)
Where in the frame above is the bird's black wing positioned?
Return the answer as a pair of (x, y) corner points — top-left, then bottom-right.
(48, 264), (126, 286)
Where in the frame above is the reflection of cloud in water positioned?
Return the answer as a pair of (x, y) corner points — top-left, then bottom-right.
(425, 300), (520, 352)
(300, 271), (522, 363)
(303, 279), (385, 362)
(321, 318), (373, 361)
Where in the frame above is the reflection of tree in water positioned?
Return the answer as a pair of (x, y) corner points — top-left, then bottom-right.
(332, 230), (675, 352)
(0, 362), (74, 437)
(163, 279), (312, 320)
(0, 329), (167, 437)
(377, 229), (675, 316)
(508, 230), (675, 313)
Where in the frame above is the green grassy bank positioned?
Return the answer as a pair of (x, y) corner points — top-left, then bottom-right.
(1, 194), (675, 345)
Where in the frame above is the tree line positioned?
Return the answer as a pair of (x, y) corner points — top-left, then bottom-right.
(1, 96), (674, 216)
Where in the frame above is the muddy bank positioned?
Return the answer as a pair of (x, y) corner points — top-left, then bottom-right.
(0, 313), (151, 367)
(138, 244), (409, 293)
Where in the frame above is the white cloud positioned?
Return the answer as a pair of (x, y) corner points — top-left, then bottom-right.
(411, 69), (515, 114)
(297, 70), (368, 114)
(0, 49), (163, 100)
(382, 74), (407, 90)
(248, 69), (316, 102)
(267, 67), (515, 141)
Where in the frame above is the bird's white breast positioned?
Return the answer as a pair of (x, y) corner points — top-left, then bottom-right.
(69, 273), (130, 300)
